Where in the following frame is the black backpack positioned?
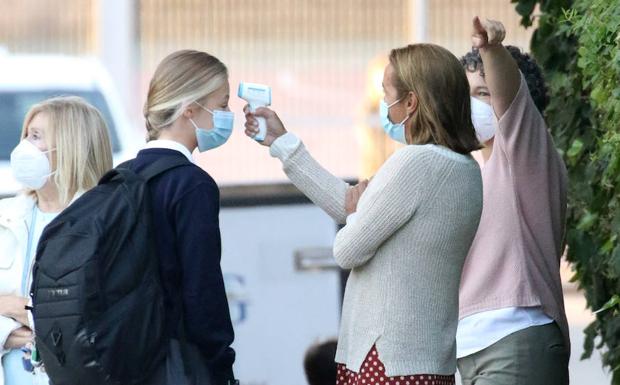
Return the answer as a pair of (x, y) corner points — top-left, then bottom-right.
(30, 157), (188, 385)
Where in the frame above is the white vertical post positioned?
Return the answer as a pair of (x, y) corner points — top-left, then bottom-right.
(410, 0), (429, 43)
(96, 0), (137, 122)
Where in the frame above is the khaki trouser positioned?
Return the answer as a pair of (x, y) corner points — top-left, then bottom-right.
(457, 323), (569, 385)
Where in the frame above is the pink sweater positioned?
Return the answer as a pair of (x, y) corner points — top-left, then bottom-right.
(459, 74), (570, 351)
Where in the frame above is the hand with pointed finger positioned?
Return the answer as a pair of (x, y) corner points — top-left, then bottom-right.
(243, 105), (288, 147)
(472, 16), (506, 49)
(345, 179), (369, 215)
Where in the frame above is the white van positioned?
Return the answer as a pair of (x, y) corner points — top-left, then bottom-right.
(0, 53), (140, 197)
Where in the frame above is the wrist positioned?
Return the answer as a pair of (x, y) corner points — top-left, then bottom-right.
(269, 132), (301, 161)
(478, 43), (503, 54)
(269, 131), (287, 146)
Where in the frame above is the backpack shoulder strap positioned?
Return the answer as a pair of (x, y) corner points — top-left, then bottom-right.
(114, 157), (190, 182)
(136, 156), (190, 182)
(100, 156), (190, 185)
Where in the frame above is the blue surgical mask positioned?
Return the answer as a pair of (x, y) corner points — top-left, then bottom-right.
(191, 101), (234, 152)
(381, 96), (499, 145)
(380, 98), (409, 144)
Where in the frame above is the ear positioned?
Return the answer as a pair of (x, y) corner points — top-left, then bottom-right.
(182, 104), (195, 119)
(404, 91), (418, 115)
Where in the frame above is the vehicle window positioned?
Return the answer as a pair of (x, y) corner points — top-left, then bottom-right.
(0, 90), (121, 160)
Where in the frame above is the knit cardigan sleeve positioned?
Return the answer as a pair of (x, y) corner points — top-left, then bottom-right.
(277, 139), (350, 224)
(333, 147), (425, 269)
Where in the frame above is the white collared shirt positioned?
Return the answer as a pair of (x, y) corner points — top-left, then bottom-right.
(143, 139), (194, 163)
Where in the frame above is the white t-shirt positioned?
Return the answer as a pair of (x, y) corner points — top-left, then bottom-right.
(4, 206), (58, 384)
(23, 207), (59, 294)
(456, 307), (554, 358)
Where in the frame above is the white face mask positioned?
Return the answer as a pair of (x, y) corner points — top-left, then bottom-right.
(10, 140), (56, 190)
(470, 97), (498, 143)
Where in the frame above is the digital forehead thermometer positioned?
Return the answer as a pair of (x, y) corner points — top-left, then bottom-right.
(238, 82), (272, 142)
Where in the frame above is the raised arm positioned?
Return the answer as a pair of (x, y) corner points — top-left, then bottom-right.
(244, 106), (352, 224)
(472, 16), (521, 118)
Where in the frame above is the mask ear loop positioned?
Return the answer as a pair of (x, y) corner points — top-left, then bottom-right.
(190, 103), (217, 133)
(400, 93), (425, 145)
(386, 97), (402, 109)
(41, 145), (58, 180)
(189, 118), (200, 130)
(193, 101), (214, 115)
(385, 97), (405, 126)
(393, 95), (413, 141)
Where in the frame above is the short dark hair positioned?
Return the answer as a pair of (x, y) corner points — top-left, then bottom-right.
(460, 45), (549, 113)
(304, 339), (338, 385)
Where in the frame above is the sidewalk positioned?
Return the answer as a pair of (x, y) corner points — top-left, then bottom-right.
(560, 259), (611, 383)
(565, 290), (611, 384)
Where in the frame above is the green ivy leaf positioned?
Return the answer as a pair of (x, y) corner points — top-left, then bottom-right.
(516, 0), (620, 375)
(591, 85), (607, 105)
(567, 139), (584, 159)
(514, 0), (537, 25)
(582, 322), (597, 359)
(594, 295), (620, 314)
(576, 211), (598, 231)
(610, 245), (620, 277)
(601, 235), (618, 254)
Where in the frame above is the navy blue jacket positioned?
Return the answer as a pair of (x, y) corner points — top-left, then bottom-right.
(131, 148), (235, 384)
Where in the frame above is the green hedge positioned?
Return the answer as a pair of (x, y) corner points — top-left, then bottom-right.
(513, 0), (620, 382)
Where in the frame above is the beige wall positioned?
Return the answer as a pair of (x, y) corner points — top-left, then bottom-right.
(428, 0), (534, 54)
(0, 0), (96, 54)
(0, 0), (534, 183)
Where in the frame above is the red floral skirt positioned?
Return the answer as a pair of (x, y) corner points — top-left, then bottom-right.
(336, 345), (455, 385)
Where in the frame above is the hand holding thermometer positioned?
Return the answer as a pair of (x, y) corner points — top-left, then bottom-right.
(238, 82), (272, 142)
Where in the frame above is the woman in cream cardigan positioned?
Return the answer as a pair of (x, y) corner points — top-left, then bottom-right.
(0, 96), (112, 385)
(244, 44), (483, 385)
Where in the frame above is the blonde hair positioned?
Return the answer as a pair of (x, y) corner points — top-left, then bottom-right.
(144, 50), (228, 141)
(21, 96), (113, 204)
(389, 44), (481, 154)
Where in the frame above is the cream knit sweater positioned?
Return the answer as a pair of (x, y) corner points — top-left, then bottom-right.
(271, 134), (483, 376)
